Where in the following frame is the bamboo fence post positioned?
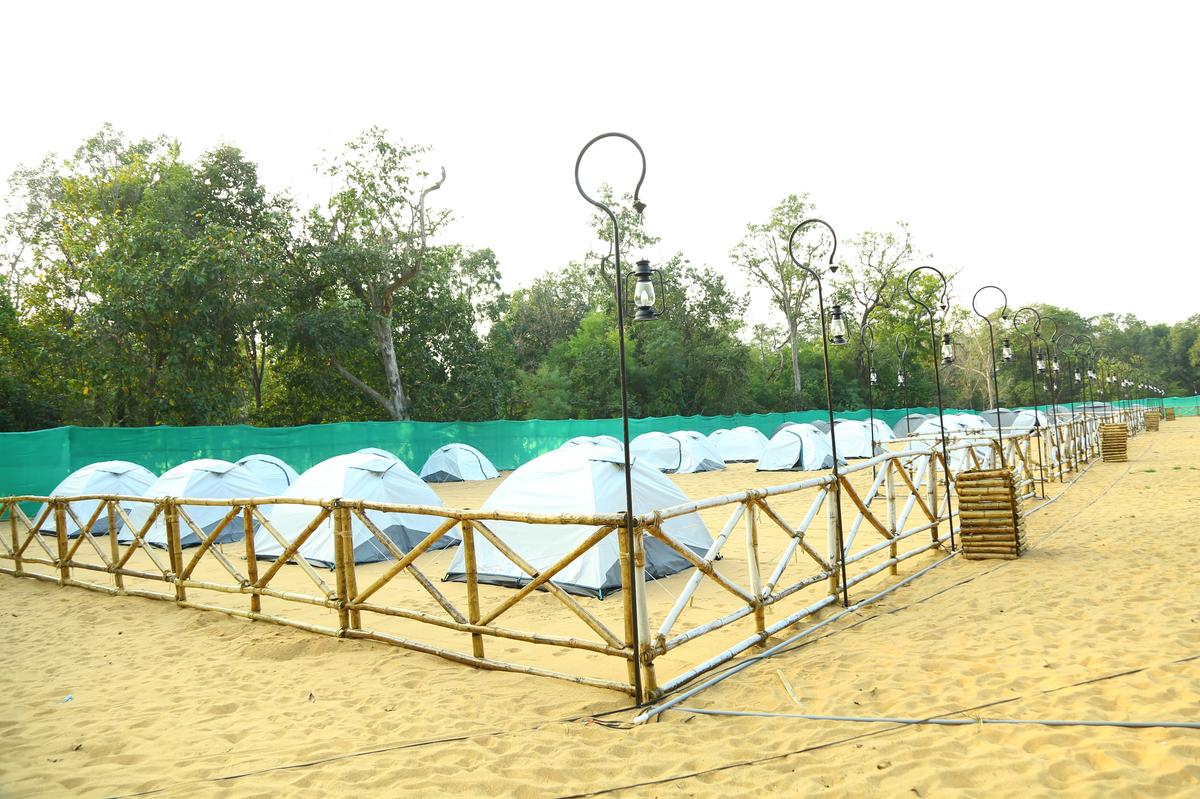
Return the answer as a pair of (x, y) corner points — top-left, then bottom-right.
(460, 519), (485, 659)
(105, 500), (123, 591)
(242, 505), (261, 614)
(825, 486), (839, 599)
(53, 500), (68, 585)
(928, 454), (939, 543)
(616, 516), (641, 698)
(885, 464), (898, 576)
(332, 502), (351, 634)
(9, 502), (22, 576)
(631, 524), (658, 698)
(165, 500), (186, 602)
(745, 498), (766, 645)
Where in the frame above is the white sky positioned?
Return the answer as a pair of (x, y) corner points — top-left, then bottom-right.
(2, 0), (1197, 324)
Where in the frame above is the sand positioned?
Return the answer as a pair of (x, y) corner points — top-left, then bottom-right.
(1, 419), (1197, 796)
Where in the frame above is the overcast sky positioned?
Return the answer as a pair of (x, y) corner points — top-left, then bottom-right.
(3, 1), (1197, 324)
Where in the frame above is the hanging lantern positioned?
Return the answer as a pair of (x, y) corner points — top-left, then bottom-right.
(897, 370), (906, 387)
(1001, 338), (1013, 362)
(869, 368), (878, 386)
(1074, 370), (1082, 383)
(628, 259), (665, 322)
(1036, 351), (1046, 374)
(941, 333), (954, 364)
(829, 304), (847, 345)
(1051, 357), (1061, 374)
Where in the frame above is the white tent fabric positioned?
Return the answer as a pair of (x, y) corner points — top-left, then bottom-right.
(708, 426), (770, 462)
(255, 452), (452, 568)
(630, 432), (724, 474)
(561, 435), (622, 451)
(893, 413), (932, 437)
(1009, 409), (1049, 433)
(910, 417), (993, 471)
(36, 461), (156, 538)
(668, 431), (725, 473)
(757, 424), (838, 471)
(949, 413), (990, 431)
(420, 444), (500, 482)
(832, 420), (884, 458)
(357, 447), (399, 461)
(981, 409), (1017, 429)
(867, 417), (896, 443)
(121, 459), (272, 547)
(235, 454), (299, 495)
(443, 444), (712, 598)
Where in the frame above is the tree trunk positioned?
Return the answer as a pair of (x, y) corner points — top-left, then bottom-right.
(371, 312), (411, 420)
(787, 317), (802, 396)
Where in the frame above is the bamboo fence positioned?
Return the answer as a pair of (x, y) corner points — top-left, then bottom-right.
(0, 409), (1139, 699)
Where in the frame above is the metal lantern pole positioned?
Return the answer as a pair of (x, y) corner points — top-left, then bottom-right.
(905, 266), (957, 551)
(787, 218), (849, 607)
(971, 285), (1008, 468)
(575, 131), (648, 704)
(861, 319), (879, 476)
(1011, 307), (1047, 498)
(895, 334), (913, 436)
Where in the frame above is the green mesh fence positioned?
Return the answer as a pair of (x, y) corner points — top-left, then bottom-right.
(2, 397), (1193, 504)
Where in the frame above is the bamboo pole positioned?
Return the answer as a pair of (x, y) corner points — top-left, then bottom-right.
(332, 503), (351, 634)
(165, 500), (186, 602)
(631, 526), (658, 698)
(54, 500), (68, 585)
(616, 514), (641, 697)
(928, 452), (939, 543)
(241, 506), (260, 613)
(105, 502), (122, 591)
(886, 463), (898, 576)
(745, 500), (766, 645)
(8, 502), (19, 575)
(460, 520), (484, 659)
(826, 485), (839, 598)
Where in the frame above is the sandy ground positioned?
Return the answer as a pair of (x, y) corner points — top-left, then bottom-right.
(1, 419), (1197, 796)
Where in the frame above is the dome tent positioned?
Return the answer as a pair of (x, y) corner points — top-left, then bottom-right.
(443, 444), (712, 599)
(357, 447), (399, 461)
(832, 419), (887, 459)
(36, 461), (156, 538)
(708, 426), (770, 463)
(981, 408), (1017, 429)
(757, 424), (839, 471)
(1009, 409), (1049, 433)
(561, 435), (622, 451)
(808, 419), (832, 434)
(255, 452), (453, 568)
(910, 417), (993, 471)
(420, 443), (500, 482)
(235, 454), (299, 494)
(893, 413), (932, 437)
(120, 459), (272, 548)
(630, 432), (723, 474)
(948, 413), (990, 431)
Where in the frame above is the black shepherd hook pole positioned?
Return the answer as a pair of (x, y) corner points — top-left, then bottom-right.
(786, 218), (849, 607)
(860, 317), (879, 477)
(895, 333), (913, 436)
(905, 266), (957, 552)
(575, 131), (647, 704)
(971, 285), (1008, 469)
(1039, 317), (1063, 479)
(1011, 307), (1047, 498)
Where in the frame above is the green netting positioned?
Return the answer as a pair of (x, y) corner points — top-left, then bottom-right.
(2, 397), (1193, 505)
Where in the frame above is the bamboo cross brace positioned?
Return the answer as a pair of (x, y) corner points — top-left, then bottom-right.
(250, 506), (335, 599)
(350, 513), (459, 605)
(838, 476), (893, 541)
(3, 502), (14, 560)
(15, 504), (55, 559)
(471, 520), (623, 650)
(478, 525), (615, 626)
(179, 505), (246, 582)
(892, 458), (935, 522)
(655, 503), (747, 644)
(112, 503), (170, 575)
(842, 466), (890, 550)
(350, 508), (466, 624)
(176, 505), (247, 585)
(644, 523), (754, 603)
(755, 497), (831, 571)
(63, 503), (113, 566)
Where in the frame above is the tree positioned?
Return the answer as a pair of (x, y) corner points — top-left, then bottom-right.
(730, 194), (828, 397)
(303, 127), (447, 420)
